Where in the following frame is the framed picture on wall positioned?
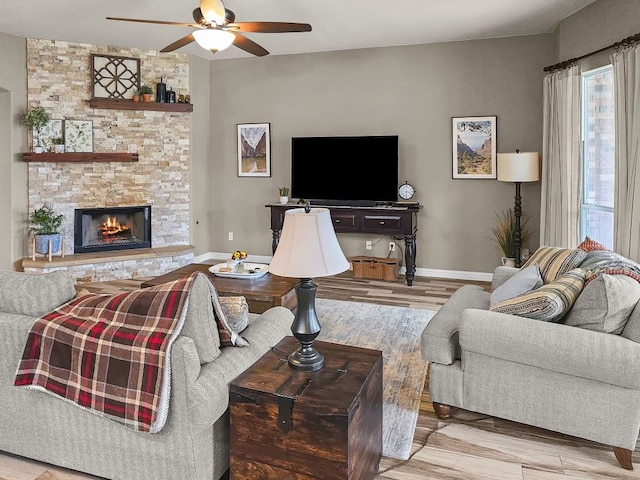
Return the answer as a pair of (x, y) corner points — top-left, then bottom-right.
(452, 116), (497, 179)
(65, 119), (93, 152)
(237, 123), (271, 177)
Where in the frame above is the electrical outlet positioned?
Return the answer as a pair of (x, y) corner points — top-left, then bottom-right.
(228, 232), (233, 241)
(365, 240), (372, 250)
(389, 242), (396, 252)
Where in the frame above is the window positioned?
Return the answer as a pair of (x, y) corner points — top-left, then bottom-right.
(581, 66), (615, 249)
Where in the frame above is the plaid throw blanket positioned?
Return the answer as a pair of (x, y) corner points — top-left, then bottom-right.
(14, 273), (199, 433)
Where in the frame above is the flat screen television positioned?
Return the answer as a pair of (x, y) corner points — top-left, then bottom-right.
(291, 135), (399, 205)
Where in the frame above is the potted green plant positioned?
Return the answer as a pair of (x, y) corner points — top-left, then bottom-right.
(139, 85), (153, 102)
(29, 204), (65, 255)
(52, 137), (65, 153)
(278, 187), (289, 204)
(24, 106), (51, 153)
(491, 208), (531, 267)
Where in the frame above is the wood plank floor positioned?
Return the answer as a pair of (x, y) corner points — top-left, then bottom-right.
(2, 272), (639, 479)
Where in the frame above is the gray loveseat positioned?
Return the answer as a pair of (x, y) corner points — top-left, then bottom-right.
(0, 269), (293, 480)
(422, 263), (640, 470)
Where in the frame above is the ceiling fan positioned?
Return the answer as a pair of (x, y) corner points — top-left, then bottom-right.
(106, 0), (311, 57)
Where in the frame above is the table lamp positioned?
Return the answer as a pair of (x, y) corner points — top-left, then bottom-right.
(497, 150), (540, 268)
(269, 207), (350, 371)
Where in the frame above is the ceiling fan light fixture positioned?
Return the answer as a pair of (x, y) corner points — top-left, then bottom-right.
(199, 0), (226, 25)
(193, 29), (235, 51)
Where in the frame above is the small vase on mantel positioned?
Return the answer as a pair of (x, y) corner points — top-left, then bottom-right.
(279, 196), (289, 205)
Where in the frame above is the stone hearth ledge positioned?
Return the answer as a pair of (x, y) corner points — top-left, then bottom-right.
(21, 245), (195, 283)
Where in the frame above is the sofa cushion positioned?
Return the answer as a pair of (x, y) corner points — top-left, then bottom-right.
(490, 268), (585, 322)
(490, 265), (543, 306)
(521, 246), (587, 284)
(0, 270), (76, 317)
(621, 301), (640, 343)
(577, 236), (609, 252)
(563, 274), (640, 334)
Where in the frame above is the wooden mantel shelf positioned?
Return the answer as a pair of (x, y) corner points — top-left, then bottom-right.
(89, 97), (193, 112)
(23, 152), (139, 163)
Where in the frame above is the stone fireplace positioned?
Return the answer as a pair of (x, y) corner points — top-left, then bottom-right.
(74, 205), (151, 254)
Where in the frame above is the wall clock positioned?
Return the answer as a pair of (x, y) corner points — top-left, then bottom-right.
(398, 181), (415, 200)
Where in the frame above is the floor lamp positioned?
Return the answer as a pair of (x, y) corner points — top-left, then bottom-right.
(497, 150), (540, 268)
(269, 207), (350, 371)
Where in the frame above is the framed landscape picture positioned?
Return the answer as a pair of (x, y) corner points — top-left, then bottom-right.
(237, 123), (271, 177)
(452, 116), (497, 179)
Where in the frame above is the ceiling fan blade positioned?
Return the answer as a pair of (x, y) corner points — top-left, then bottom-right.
(232, 32), (269, 57)
(106, 17), (200, 28)
(231, 22), (312, 33)
(160, 34), (196, 53)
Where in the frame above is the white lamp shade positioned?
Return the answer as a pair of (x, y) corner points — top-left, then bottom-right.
(193, 29), (235, 51)
(269, 208), (350, 279)
(497, 152), (540, 182)
(199, 0), (226, 24)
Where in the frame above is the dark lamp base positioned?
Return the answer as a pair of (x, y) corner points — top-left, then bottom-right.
(289, 278), (324, 371)
(288, 345), (324, 371)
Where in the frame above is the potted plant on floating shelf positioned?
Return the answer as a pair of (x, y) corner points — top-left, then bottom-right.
(24, 106), (51, 154)
(139, 85), (153, 102)
(52, 137), (65, 153)
(29, 203), (65, 255)
(491, 208), (531, 267)
(278, 187), (289, 204)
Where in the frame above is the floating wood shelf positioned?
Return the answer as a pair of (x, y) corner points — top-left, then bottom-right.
(22, 152), (139, 163)
(89, 98), (193, 112)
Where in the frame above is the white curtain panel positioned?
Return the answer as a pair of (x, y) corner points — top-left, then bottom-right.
(540, 66), (582, 248)
(612, 44), (640, 262)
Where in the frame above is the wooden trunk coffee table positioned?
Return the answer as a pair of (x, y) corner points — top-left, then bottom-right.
(141, 263), (298, 313)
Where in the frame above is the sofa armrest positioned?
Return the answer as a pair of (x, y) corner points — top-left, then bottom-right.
(491, 266), (520, 291)
(181, 306), (293, 429)
(459, 309), (640, 390)
(421, 285), (490, 365)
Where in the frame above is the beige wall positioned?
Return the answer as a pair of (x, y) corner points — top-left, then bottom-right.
(189, 55), (213, 256)
(208, 34), (554, 273)
(557, 0), (640, 71)
(0, 32), (27, 270)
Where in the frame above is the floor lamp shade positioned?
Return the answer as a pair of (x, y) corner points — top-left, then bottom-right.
(497, 152), (540, 182)
(269, 208), (349, 371)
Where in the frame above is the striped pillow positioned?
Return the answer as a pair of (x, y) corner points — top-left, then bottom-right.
(522, 246), (586, 284)
(490, 268), (586, 322)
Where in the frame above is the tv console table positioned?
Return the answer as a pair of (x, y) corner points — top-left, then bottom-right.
(267, 203), (419, 286)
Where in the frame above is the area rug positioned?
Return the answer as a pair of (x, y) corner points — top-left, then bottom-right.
(315, 298), (435, 460)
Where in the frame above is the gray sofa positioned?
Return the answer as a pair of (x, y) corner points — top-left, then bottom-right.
(0, 270), (293, 480)
(422, 265), (640, 470)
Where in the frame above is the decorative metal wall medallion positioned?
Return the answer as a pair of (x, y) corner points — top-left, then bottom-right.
(91, 54), (140, 99)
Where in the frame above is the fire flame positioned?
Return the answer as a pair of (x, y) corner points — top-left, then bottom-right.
(100, 216), (131, 237)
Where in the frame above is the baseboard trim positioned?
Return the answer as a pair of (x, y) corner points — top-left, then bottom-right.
(199, 252), (493, 282)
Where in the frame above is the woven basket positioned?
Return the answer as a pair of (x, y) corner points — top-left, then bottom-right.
(351, 256), (399, 281)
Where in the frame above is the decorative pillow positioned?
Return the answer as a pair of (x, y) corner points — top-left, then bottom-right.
(577, 236), (609, 253)
(563, 274), (640, 334)
(219, 296), (249, 333)
(581, 250), (640, 286)
(490, 268), (586, 322)
(209, 284), (249, 348)
(521, 246), (587, 284)
(490, 265), (543, 307)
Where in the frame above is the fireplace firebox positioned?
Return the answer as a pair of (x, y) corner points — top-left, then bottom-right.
(74, 206), (151, 254)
